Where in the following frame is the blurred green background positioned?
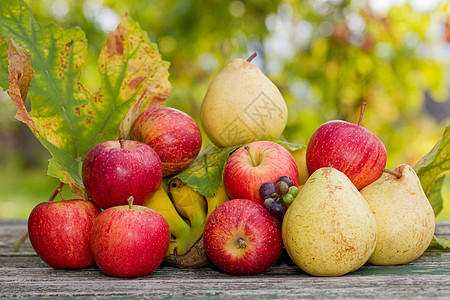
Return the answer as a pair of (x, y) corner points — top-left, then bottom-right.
(0, 0), (449, 219)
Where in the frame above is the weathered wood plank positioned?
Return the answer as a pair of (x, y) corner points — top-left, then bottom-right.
(0, 219), (34, 253)
(1, 219), (450, 298)
(434, 221), (450, 235)
(1, 269), (450, 298)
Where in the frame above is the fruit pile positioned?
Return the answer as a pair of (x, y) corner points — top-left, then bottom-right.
(26, 53), (436, 278)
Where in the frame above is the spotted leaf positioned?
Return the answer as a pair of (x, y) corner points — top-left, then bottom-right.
(415, 124), (449, 216)
(0, 0), (171, 196)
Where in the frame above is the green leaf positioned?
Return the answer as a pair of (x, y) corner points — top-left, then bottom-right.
(0, 0), (170, 196)
(415, 124), (450, 216)
(0, 37), (8, 87)
(425, 174), (445, 215)
(429, 235), (450, 250)
(172, 137), (306, 198)
(267, 136), (307, 152)
(173, 145), (238, 197)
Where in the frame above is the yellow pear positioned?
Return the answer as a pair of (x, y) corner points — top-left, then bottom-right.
(282, 167), (377, 276)
(290, 149), (309, 185)
(360, 164), (435, 265)
(200, 56), (287, 147)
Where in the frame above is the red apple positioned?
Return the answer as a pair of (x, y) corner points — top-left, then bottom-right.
(90, 198), (170, 278)
(28, 199), (101, 269)
(203, 198), (283, 275)
(130, 107), (202, 177)
(82, 139), (162, 209)
(223, 141), (299, 205)
(306, 105), (386, 190)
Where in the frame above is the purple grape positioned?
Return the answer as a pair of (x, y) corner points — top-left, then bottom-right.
(264, 198), (275, 209)
(275, 181), (289, 196)
(260, 182), (276, 200)
(276, 176), (293, 187)
(267, 200), (286, 218)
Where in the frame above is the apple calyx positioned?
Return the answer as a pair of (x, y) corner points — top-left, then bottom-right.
(384, 168), (402, 179)
(236, 238), (247, 249)
(244, 145), (258, 167)
(127, 196), (134, 209)
(357, 102), (367, 126)
(247, 52), (257, 63)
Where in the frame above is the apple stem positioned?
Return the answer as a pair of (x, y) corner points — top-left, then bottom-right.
(13, 232), (29, 252)
(119, 138), (125, 149)
(384, 168), (402, 179)
(244, 145), (257, 167)
(49, 182), (65, 202)
(127, 196), (134, 209)
(358, 102), (367, 126)
(247, 52), (257, 62)
(14, 182), (65, 252)
(237, 238), (247, 249)
(57, 185), (65, 201)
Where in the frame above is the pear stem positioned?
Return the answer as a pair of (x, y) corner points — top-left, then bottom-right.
(127, 196), (134, 209)
(358, 102), (367, 126)
(245, 145), (257, 167)
(236, 238), (247, 249)
(384, 168), (402, 179)
(247, 52), (257, 62)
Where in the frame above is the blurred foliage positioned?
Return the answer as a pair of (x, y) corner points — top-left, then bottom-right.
(0, 0), (449, 218)
(20, 0), (448, 166)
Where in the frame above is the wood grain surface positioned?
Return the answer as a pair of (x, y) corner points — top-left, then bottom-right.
(1, 219), (449, 299)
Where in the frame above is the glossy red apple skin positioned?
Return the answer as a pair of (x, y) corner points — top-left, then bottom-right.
(82, 139), (162, 209)
(28, 199), (101, 269)
(306, 120), (387, 190)
(130, 107), (202, 177)
(223, 141), (299, 205)
(203, 199), (283, 275)
(90, 204), (170, 278)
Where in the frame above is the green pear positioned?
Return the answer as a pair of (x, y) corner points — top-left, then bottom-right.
(360, 164), (435, 265)
(200, 56), (287, 147)
(282, 167), (377, 277)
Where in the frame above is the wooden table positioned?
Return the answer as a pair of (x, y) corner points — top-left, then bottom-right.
(1, 219), (450, 299)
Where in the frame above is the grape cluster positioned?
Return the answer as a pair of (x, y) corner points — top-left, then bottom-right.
(259, 176), (299, 218)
